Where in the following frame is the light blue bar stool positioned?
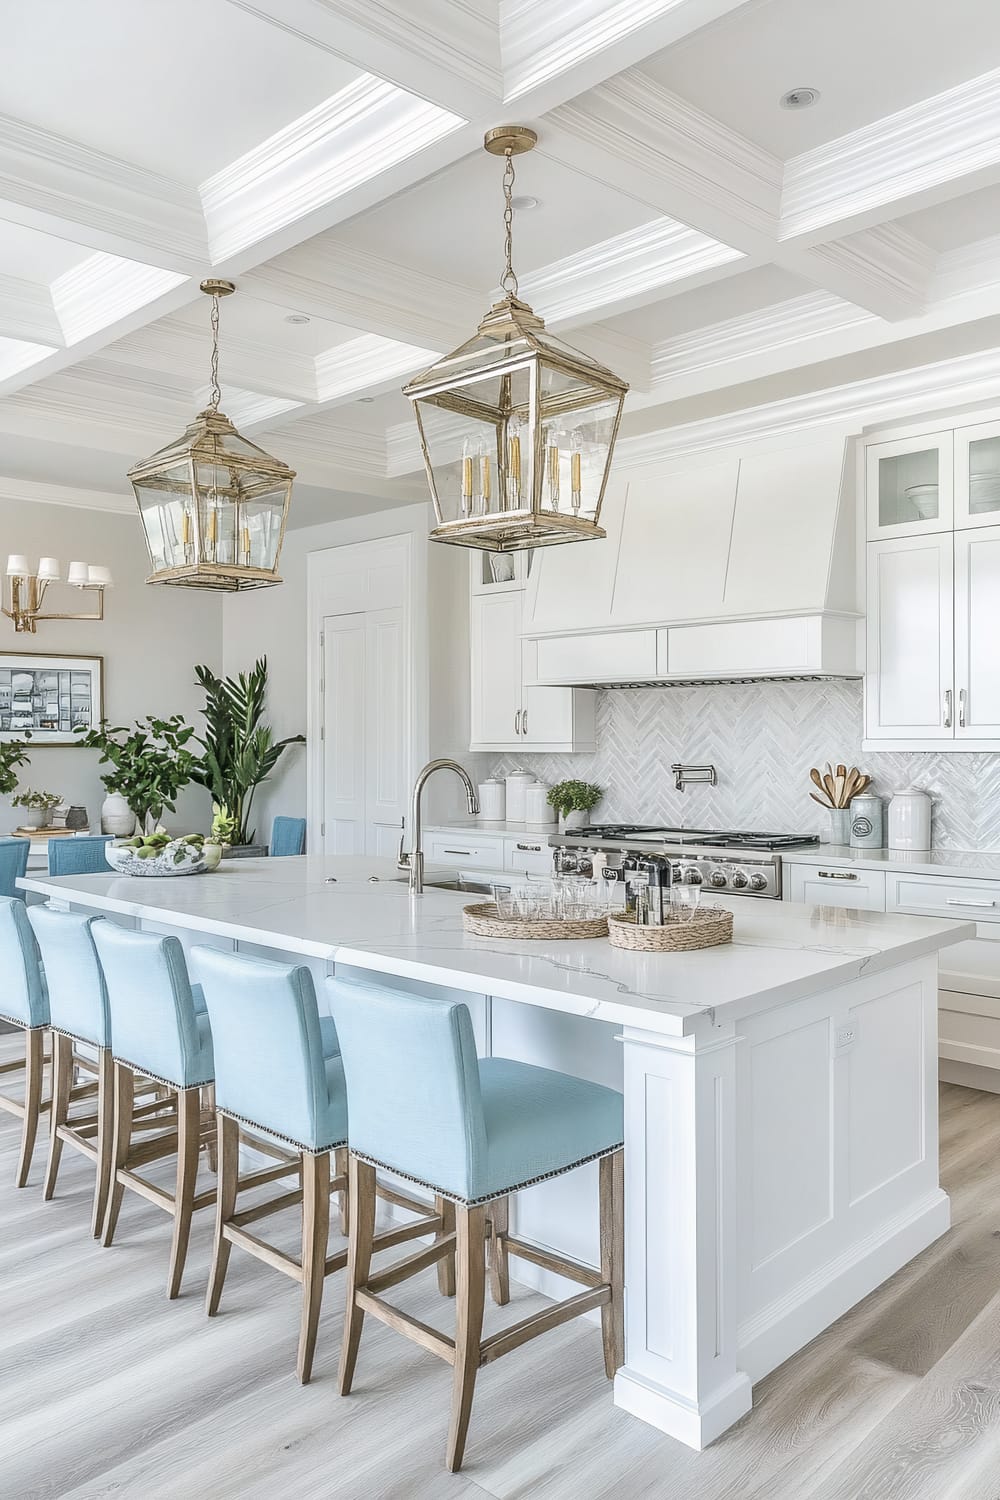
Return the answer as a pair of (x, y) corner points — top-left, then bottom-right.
(0, 895), (49, 1186)
(191, 946), (442, 1384)
(0, 836), (30, 899)
(327, 974), (625, 1474)
(271, 816), (306, 857)
(92, 922), (215, 1298)
(48, 834), (113, 876)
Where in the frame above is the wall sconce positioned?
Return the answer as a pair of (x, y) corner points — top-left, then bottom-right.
(3, 555), (112, 633)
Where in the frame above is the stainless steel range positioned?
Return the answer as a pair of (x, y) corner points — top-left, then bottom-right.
(549, 825), (820, 899)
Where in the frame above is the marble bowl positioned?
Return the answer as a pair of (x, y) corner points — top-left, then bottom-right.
(105, 839), (208, 877)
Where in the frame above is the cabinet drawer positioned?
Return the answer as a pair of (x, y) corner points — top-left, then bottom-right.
(504, 838), (553, 876)
(887, 873), (1000, 923)
(939, 988), (1000, 1071)
(424, 834), (503, 871)
(786, 863), (886, 910)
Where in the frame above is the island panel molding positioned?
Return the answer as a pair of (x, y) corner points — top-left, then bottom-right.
(0, 651), (103, 745)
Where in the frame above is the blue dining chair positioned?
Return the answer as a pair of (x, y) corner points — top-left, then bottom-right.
(326, 973), (625, 1473)
(48, 834), (113, 877)
(0, 894), (49, 1186)
(0, 836), (30, 899)
(270, 816), (306, 857)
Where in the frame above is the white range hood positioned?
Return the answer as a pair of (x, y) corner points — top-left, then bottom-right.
(522, 437), (861, 686)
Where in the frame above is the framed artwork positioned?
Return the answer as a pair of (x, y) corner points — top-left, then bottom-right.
(0, 652), (104, 745)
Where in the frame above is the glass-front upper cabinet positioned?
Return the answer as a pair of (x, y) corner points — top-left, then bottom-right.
(470, 548), (535, 594)
(955, 421), (1000, 530)
(865, 432), (954, 539)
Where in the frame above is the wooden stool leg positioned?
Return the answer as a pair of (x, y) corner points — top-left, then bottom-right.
(599, 1150), (625, 1379)
(206, 1114), (240, 1317)
(90, 1048), (115, 1238)
(298, 1150), (331, 1384)
(43, 1032), (72, 1200)
(102, 1062), (135, 1245)
(447, 1204), (487, 1474)
(487, 1195), (510, 1307)
(338, 1156), (377, 1396)
(167, 1087), (202, 1299)
(202, 1084), (218, 1173)
(335, 1146), (349, 1237)
(435, 1194), (456, 1296)
(16, 1027), (46, 1189)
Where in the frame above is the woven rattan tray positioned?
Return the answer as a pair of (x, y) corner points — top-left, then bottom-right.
(607, 906), (734, 952)
(463, 902), (608, 940)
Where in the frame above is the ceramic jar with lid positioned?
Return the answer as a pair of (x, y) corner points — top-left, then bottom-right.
(887, 788), (932, 850)
(850, 793), (884, 849)
(477, 777), (505, 823)
(525, 781), (555, 829)
(504, 769), (535, 824)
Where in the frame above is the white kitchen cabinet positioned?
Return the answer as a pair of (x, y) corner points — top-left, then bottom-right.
(955, 526), (1000, 738)
(955, 420), (1000, 530)
(865, 432), (954, 540)
(423, 831), (504, 871)
(504, 836), (554, 876)
(469, 588), (595, 753)
(864, 534), (954, 741)
(786, 864), (886, 910)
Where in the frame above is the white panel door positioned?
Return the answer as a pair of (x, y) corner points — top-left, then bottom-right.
(364, 608), (407, 856)
(865, 535), (954, 740)
(470, 589), (523, 748)
(955, 526), (1000, 739)
(322, 614), (366, 853)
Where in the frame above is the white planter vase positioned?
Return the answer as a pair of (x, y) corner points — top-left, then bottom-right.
(20, 807), (48, 830)
(560, 809), (589, 832)
(101, 792), (136, 837)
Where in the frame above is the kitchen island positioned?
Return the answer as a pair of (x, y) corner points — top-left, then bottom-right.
(22, 857), (972, 1450)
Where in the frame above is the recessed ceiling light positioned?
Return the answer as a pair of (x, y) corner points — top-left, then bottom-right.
(358, 396), (376, 404)
(780, 87), (820, 110)
(511, 195), (540, 210)
(285, 313), (310, 324)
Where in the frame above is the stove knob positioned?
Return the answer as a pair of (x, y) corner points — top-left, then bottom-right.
(555, 850), (578, 874)
(684, 867), (703, 885)
(709, 869), (728, 888)
(731, 869), (749, 889)
(577, 855), (594, 878)
(749, 872), (768, 892)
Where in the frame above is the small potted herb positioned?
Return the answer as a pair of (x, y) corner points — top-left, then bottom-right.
(547, 779), (603, 833)
(12, 788), (62, 830)
(0, 737), (30, 799)
(203, 802), (238, 871)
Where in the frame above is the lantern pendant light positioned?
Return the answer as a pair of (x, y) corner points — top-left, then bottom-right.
(128, 279), (295, 590)
(404, 126), (629, 553)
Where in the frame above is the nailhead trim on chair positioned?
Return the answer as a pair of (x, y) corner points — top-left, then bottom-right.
(217, 1106), (347, 1158)
(350, 1139), (626, 1207)
(0, 1011), (40, 1031)
(111, 1054), (213, 1094)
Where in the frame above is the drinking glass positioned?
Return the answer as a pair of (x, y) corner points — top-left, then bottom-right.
(492, 884), (516, 920)
(671, 884), (701, 921)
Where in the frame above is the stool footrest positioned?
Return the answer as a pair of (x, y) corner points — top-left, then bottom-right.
(371, 1212), (443, 1255)
(224, 1223), (302, 1281)
(232, 1186), (303, 1228)
(367, 1233), (456, 1295)
(376, 1182), (434, 1217)
(356, 1289), (456, 1365)
(479, 1286), (610, 1366)
(503, 1236), (603, 1289)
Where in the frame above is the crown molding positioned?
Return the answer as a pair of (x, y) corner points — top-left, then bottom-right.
(314, 334), (438, 404)
(226, 0), (501, 116)
(545, 70), (781, 247)
(200, 76), (464, 263)
(0, 273), (62, 347)
(781, 66), (1000, 241)
(105, 316), (318, 403)
(0, 474), (133, 515)
(279, 411), (388, 477)
(521, 216), (745, 325)
(568, 324), (652, 390)
(0, 337), (56, 382)
(0, 113), (207, 272)
(933, 233), (1000, 301)
(799, 224), (935, 322)
(50, 254), (188, 346)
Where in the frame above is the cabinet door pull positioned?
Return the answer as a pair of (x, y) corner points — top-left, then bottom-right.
(943, 689), (953, 728)
(959, 688), (967, 729)
(945, 897), (996, 908)
(818, 870), (858, 880)
(514, 708), (521, 736)
(516, 842), (542, 852)
(521, 707), (528, 736)
(442, 848), (474, 857)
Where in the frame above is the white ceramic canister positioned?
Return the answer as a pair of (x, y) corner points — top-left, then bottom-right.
(887, 787), (932, 850)
(849, 792), (884, 849)
(525, 781), (555, 829)
(477, 777), (506, 823)
(504, 768), (535, 824)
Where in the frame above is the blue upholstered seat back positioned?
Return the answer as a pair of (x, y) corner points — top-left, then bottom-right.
(270, 816), (306, 857)
(27, 906), (111, 1047)
(0, 837), (29, 900)
(326, 976), (487, 1198)
(191, 946), (344, 1149)
(92, 923), (213, 1087)
(49, 835), (113, 876)
(0, 895), (48, 1028)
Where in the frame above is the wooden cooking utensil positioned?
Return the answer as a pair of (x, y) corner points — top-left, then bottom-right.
(836, 763), (847, 779)
(809, 768), (830, 803)
(810, 792), (832, 809)
(823, 771), (838, 805)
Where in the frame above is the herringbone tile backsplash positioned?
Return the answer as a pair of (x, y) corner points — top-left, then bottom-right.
(493, 680), (998, 850)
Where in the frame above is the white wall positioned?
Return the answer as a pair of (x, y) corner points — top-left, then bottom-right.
(0, 499), (222, 834)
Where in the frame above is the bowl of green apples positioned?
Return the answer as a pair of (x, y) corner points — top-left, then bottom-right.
(105, 829), (210, 877)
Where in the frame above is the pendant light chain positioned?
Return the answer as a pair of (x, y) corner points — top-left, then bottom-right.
(209, 292), (222, 411)
(500, 149), (518, 296)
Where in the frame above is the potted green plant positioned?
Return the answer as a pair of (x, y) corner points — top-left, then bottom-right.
(547, 779), (603, 833)
(191, 658), (304, 856)
(12, 788), (62, 830)
(77, 714), (199, 834)
(0, 737), (30, 800)
(202, 801), (238, 871)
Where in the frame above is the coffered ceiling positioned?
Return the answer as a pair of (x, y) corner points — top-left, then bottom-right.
(3, 0), (1000, 528)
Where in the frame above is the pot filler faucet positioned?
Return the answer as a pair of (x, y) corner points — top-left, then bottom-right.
(398, 759), (480, 894)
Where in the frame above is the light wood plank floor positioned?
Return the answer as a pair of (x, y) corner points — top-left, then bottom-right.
(4, 1041), (1000, 1499)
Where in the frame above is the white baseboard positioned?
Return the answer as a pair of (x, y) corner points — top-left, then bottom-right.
(614, 1367), (753, 1450)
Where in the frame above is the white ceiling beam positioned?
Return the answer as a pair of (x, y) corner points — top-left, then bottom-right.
(314, 335), (439, 404)
(797, 224), (935, 323)
(50, 254), (189, 347)
(0, 274), (62, 347)
(225, 0), (503, 118)
(102, 317), (319, 404)
(0, 474), (133, 515)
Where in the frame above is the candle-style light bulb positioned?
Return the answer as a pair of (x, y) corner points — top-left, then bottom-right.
(461, 437), (475, 518)
(546, 427), (561, 511)
(507, 413), (522, 510)
(570, 427), (584, 513)
(181, 509), (194, 565)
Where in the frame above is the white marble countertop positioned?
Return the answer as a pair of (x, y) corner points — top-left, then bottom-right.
(781, 845), (1000, 880)
(20, 856), (973, 1039)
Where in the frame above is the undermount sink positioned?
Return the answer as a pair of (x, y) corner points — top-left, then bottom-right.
(387, 872), (493, 895)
